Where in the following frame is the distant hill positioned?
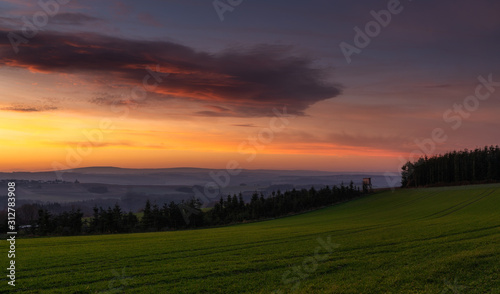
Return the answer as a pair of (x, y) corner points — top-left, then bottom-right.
(0, 166), (397, 188)
(0, 167), (400, 212)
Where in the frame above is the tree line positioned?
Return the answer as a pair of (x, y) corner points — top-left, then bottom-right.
(6, 182), (362, 236)
(401, 145), (500, 187)
(206, 182), (360, 225)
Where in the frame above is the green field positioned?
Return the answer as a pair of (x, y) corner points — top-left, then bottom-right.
(3, 184), (500, 293)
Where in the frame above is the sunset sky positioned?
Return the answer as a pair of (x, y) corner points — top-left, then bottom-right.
(1, 0), (500, 173)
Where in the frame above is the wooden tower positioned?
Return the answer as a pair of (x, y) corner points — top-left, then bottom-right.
(362, 178), (373, 193)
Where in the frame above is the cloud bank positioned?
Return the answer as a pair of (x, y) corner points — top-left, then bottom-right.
(0, 30), (341, 117)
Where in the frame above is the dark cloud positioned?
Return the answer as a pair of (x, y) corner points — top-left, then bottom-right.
(88, 97), (113, 106)
(204, 105), (231, 113)
(51, 13), (101, 25)
(88, 93), (124, 105)
(1, 105), (57, 112)
(195, 111), (234, 117)
(423, 84), (452, 89)
(0, 30), (341, 117)
(231, 124), (257, 127)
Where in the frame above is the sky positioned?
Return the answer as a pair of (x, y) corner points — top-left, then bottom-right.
(1, 0), (500, 173)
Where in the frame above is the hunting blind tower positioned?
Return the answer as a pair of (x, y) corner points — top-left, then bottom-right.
(363, 178), (373, 193)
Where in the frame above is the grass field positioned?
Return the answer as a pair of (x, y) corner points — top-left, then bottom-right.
(3, 184), (500, 293)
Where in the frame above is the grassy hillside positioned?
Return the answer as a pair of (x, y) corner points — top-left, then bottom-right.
(4, 184), (500, 293)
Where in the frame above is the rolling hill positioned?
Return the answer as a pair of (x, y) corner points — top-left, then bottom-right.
(6, 184), (500, 293)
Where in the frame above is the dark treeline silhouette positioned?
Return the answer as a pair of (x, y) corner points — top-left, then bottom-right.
(139, 199), (203, 231)
(88, 204), (139, 234)
(206, 182), (360, 225)
(7, 182), (361, 236)
(36, 209), (83, 235)
(29, 205), (140, 235)
(402, 145), (500, 187)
